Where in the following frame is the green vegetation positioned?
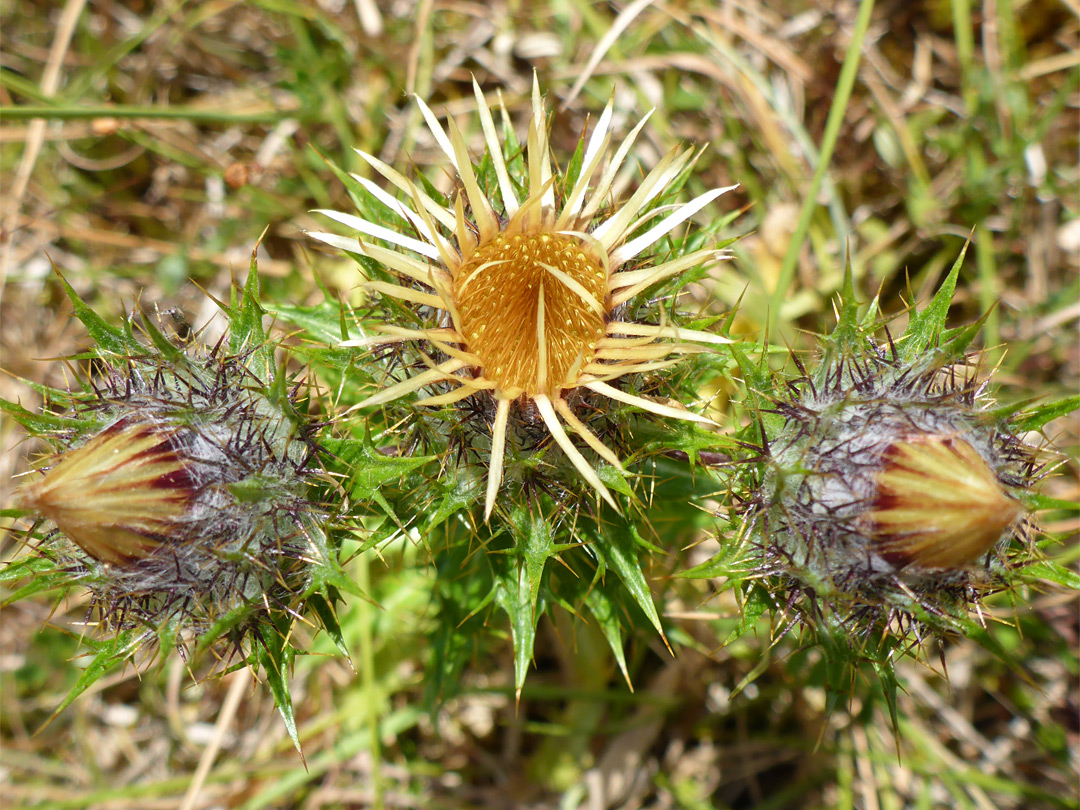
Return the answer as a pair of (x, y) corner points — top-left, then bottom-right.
(2, 1), (1076, 808)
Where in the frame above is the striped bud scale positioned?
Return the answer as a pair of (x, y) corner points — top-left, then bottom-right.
(14, 419), (191, 565)
(861, 435), (1026, 571)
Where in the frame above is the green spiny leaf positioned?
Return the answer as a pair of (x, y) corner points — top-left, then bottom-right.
(229, 246), (270, 364)
(590, 520), (664, 638)
(424, 466), (483, 530)
(414, 168), (450, 210)
(0, 398), (86, 435)
(193, 601), (254, 660)
(1, 568), (72, 606)
(1016, 492), (1079, 513)
(56, 269), (141, 356)
(729, 341), (779, 427)
(307, 590), (352, 665)
(583, 581), (632, 690)
(511, 504), (553, 617)
(1012, 396), (1080, 432)
(256, 620), (304, 763)
(871, 656), (901, 745)
(0, 554), (58, 585)
(137, 308), (185, 365)
(0, 555), (73, 606)
(309, 551), (367, 600)
(563, 128), (586, 198)
(830, 258), (860, 352)
(722, 583), (772, 646)
(901, 237), (970, 361)
(45, 630), (144, 727)
(323, 436), (436, 502)
(271, 300), (362, 346)
(936, 308), (991, 361)
(492, 555), (536, 700)
(1021, 559), (1080, 591)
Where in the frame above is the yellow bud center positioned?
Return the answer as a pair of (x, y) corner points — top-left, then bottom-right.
(454, 231), (608, 397)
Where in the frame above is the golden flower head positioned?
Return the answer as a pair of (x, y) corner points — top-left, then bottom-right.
(311, 77), (735, 519)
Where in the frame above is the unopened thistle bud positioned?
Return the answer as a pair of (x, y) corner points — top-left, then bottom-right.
(742, 264), (1047, 642)
(763, 366), (1032, 593)
(9, 273), (337, 672)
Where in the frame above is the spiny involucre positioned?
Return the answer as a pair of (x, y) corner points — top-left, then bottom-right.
(722, 253), (1069, 657)
(7, 266), (351, 745)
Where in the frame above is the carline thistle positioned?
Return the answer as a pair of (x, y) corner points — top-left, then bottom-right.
(310, 76), (736, 519)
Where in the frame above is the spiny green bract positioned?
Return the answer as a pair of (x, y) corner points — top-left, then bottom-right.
(3, 260), (352, 754)
(691, 245), (1077, 716)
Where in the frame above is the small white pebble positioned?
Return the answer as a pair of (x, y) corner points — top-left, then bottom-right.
(187, 721), (234, 747)
(101, 703), (139, 728)
(1057, 218), (1080, 254)
(1025, 143), (1047, 185)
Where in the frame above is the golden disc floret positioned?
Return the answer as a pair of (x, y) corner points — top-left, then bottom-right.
(456, 232), (608, 397)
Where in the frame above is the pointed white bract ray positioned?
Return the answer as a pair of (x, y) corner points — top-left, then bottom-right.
(341, 325), (457, 348)
(453, 195), (478, 256)
(535, 395), (617, 510)
(510, 174), (557, 233)
(530, 74), (555, 211)
(404, 181), (461, 273)
(363, 280), (446, 309)
(414, 385), (484, 408)
(590, 343), (705, 362)
(357, 359), (468, 409)
(579, 97), (616, 183)
(525, 115), (545, 221)
(354, 149), (458, 231)
(609, 185), (738, 266)
(446, 115), (499, 241)
(578, 108), (654, 223)
(314, 209), (441, 259)
(597, 334), (661, 350)
(307, 230), (363, 254)
(423, 339), (483, 367)
(585, 380), (716, 426)
(351, 173), (438, 243)
(414, 95), (459, 171)
(582, 357), (686, 381)
(554, 397), (625, 472)
(472, 77), (519, 217)
(591, 146), (695, 249)
(558, 97), (615, 227)
(485, 398), (512, 520)
(607, 321), (733, 345)
(610, 252), (725, 307)
(357, 241), (450, 287)
(608, 250), (724, 290)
